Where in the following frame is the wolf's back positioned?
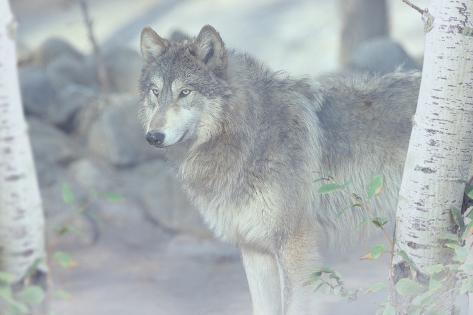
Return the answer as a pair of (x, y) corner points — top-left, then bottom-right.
(313, 71), (421, 247)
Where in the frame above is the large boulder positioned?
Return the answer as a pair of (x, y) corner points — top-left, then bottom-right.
(19, 66), (96, 130)
(348, 37), (419, 74)
(118, 160), (211, 237)
(102, 47), (142, 95)
(67, 158), (115, 193)
(35, 37), (83, 67)
(87, 95), (163, 167)
(45, 55), (95, 90)
(49, 84), (98, 131)
(65, 158), (165, 246)
(20, 67), (56, 118)
(28, 118), (79, 187)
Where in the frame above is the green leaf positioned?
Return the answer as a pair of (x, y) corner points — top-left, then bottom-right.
(382, 303), (395, 315)
(0, 271), (16, 285)
(318, 183), (345, 194)
(6, 301), (29, 315)
(53, 251), (76, 269)
(17, 286), (45, 305)
(424, 264), (444, 275)
(461, 263), (473, 271)
(462, 220), (473, 240)
(361, 244), (386, 260)
(453, 246), (468, 263)
(0, 287), (28, 314)
(445, 242), (460, 250)
(53, 289), (71, 300)
(0, 285), (13, 301)
(438, 232), (459, 242)
(467, 188), (473, 200)
(366, 282), (386, 294)
(367, 175), (383, 199)
(371, 217), (389, 229)
(62, 183), (75, 205)
(395, 278), (425, 296)
(429, 278), (442, 292)
(412, 288), (434, 306)
(103, 192), (124, 203)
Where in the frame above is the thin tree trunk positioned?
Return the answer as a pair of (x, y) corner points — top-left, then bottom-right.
(339, 0), (389, 65)
(78, 0), (110, 95)
(0, 0), (47, 284)
(391, 1), (473, 314)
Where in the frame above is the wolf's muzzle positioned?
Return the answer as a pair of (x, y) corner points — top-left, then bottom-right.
(146, 131), (165, 147)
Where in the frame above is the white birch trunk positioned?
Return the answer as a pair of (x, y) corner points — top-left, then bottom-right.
(0, 0), (47, 282)
(392, 0), (473, 313)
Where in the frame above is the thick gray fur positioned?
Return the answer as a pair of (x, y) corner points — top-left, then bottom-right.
(138, 25), (421, 315)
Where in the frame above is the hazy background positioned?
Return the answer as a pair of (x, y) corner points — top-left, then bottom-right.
(10, 0), (428, 314)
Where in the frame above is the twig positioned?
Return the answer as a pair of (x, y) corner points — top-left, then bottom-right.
(401, 0), (424, 15)
(78, 0), (110, 95)
(363, 202), (395, 250)
(402, 0), (435, 33)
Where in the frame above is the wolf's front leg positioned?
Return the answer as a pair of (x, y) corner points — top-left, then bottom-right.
(278, 224), (321, 315)
(241, 246), (282, 315)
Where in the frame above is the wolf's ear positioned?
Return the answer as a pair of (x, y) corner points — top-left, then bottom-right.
(192, 25), (227, 76)
(140, 27), (169, 61)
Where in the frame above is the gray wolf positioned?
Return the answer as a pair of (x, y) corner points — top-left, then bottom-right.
(137, 25), (420, 314)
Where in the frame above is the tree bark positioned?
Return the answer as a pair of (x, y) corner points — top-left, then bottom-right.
(391, 1), (473, 314)
(339, 0), (389, 65)
(0, 0), (47, 283)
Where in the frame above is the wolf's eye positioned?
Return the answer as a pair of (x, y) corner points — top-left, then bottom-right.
(151, 88), (160, 97)
(179, 89), (191, 98)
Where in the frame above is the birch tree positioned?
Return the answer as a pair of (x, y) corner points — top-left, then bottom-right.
(0, 0), (47, 286)
(391, 0), (473, 313)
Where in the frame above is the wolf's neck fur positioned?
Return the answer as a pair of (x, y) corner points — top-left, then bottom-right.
(179, 53), (266, 207)
(176, 51), (325, 244)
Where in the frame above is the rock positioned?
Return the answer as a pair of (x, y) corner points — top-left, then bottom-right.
(67, 158), (116, 194)
(102, 47), (142, 94)
(348, 37), (419, 74)
(20, 63), (98, 130)
(45, 55), (95, 90)
(119, 160), (211, 237)
(35, 37), (83, 67)
(87, 95), (162, 167)
(28, 118), (79, 187)
(92, 197), (166, 248)
(20, 67), (56, 118)
(67, 158), (163, 246)
(41, 177), (99, 249)
(49, 84), (98, 131)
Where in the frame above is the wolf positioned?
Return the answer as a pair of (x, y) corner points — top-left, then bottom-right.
(137, 25), (420, 315)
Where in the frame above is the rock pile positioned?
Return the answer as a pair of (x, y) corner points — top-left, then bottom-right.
(20, 38), (210, 247)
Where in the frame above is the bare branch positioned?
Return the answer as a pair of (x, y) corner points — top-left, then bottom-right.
(78, 0), (110, 95)
(401, 0), (424, 15)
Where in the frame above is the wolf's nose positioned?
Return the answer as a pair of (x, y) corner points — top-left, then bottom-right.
(146, 131), (165, 146)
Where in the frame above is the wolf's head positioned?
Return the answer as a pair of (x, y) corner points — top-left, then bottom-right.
(138, 25), (231, 148)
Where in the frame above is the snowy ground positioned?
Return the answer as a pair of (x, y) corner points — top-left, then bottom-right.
(11, 1), (438, 314)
